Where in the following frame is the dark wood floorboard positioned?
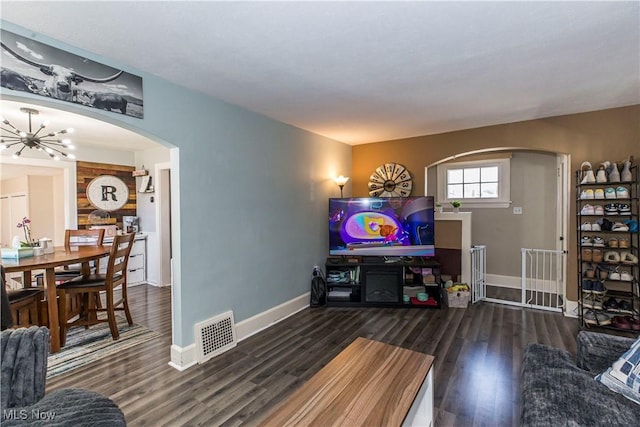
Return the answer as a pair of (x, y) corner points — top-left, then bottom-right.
(46, 285), (582, 426)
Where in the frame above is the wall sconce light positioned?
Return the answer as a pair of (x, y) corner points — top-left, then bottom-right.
(334, 175), (349, 197)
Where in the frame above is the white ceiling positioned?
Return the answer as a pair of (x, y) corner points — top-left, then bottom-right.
(1, 1), (638, 146)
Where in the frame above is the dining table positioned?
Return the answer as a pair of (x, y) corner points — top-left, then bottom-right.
(2, 245), (110, 353)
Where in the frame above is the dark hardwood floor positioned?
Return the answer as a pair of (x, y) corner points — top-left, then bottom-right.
(47, 285), (581, 426)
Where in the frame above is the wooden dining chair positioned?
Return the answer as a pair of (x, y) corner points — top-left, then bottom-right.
(36, 228), (106, 286)
(56, 233), (135, 346)
(2, 265), (44, 329)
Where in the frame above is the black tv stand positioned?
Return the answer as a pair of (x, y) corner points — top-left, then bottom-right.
(325, 256), (441, 308)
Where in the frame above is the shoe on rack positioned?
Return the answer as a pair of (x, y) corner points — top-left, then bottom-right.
(618, 237), (630, 249)
(594, 205), (605, 215)
(613, 316), (631, 329)
(604, 187), (617, 199)
(618, 203), (631, 215)
(580, 189), (595, 200)
(594, 189), (605, 199)
(618, 300), (635, 314)
(592, 249), (604, 263)
(596, 164), (608, 183)
(584, 267), (596, 278)
(597, 265), (610, 280)
(581, 162), (596, 184)
(609, 271), (621, 281)
(581, 222), (592, 231)
(592, 237), (605, 247)
(607, 162), (621, 183)
(581, 294), (594, 309)
(620, 271), (633, 281)
(607, 237), (619, 248)
(612, 222), (629, 232)
(581, 248), (593, 262)
(604, 251), (620, 263)
(580, 204), (595, 215)
(591, 280), (607, 294)
(581, 236), (593, 246)
(584, 309), (612, 326)
(604, 203), (619, 215)
(621, 158), (633, 182)
(628, 317), (640, 331)
(620, 252), (638, 265)
(624, 219), (638, 232)
(582, 279), (595, 293)
(615, 186), (629, 199)
(603, 298), (619, 311)
(591, 222), (601, 231)
(599, 218), (613, 231)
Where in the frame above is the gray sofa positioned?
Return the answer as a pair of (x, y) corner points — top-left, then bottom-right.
(1, 326), (126, 426)
(521, 331), (640, 426)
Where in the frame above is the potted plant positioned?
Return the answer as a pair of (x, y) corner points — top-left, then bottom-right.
(435, 202), (443, 213)
(450, 200), (462, 213)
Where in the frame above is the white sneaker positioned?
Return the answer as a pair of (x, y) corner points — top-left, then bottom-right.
(607, 162), (621, 183)
(594, 188), (605, 199)
(580, 204), (595, 215)
(612, 222), (629, 232)
(604, 187), (617, 199)
(581, 236), (593, 246)
(581, 161), (596, 184)
(580, 189), (594, 200)
(596, 164), (608, 183)
(620, 271), (633, 281)
(591, 222), (601, 231)
(594, 205), (604, 215)
(605, 251), (621, 262)
(592, 236), (605, 247)
(616, 186), (629, 199)
(581, 222), (592, 231)
(621, 159), (633, 182)
(621, 252), (638, 265)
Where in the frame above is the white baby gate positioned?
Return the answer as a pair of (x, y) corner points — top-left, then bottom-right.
(470, 247), (565, 312)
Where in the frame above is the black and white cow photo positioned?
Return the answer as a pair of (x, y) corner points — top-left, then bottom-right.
(0, 29), (143, 118)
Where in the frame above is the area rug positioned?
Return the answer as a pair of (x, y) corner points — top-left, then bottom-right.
(47, 317), (161, 379)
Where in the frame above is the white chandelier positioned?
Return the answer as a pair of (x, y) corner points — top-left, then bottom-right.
(0, 107), (76, 160)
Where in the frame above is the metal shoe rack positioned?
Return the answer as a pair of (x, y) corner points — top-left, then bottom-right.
(576, 162), (639, 333)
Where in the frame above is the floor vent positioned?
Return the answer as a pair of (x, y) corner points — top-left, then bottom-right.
(195, 311), (237, 364)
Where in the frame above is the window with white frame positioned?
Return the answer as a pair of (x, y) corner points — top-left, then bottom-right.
(436, 158), (511, 208)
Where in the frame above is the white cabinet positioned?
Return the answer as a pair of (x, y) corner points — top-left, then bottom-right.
(100, 234), (147, 286)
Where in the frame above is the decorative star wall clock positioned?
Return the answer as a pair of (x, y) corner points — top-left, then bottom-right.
(368, 163), (413, 197)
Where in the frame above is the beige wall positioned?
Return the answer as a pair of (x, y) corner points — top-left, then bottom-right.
(353, 105), (640, 300)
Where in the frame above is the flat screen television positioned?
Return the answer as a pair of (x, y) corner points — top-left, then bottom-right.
(329, 196), (435, 257)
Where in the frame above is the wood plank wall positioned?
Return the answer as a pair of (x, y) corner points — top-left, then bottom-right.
(76, 161), (136, 229)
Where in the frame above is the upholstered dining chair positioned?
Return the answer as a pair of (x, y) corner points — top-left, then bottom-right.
(56, 232), (135, 346)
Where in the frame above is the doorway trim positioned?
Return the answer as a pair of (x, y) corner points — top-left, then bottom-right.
(155, 161), (172, 287)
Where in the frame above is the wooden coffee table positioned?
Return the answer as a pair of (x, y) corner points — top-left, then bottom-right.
(260, 337), (435, 427)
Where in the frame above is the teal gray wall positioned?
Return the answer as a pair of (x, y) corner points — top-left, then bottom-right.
(1, 21), (352, 346)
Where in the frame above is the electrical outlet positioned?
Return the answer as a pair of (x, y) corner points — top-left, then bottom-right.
(513, 207), (523, 215)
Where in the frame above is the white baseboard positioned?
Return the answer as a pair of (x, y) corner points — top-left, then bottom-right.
(485, 274), (520, 289)
(169, 343), (197, 371)
(564, 299), (579, 318)
(167, 292), (310, 372)
(235, 292), (310, 342)
(485, 273), (577, 317)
